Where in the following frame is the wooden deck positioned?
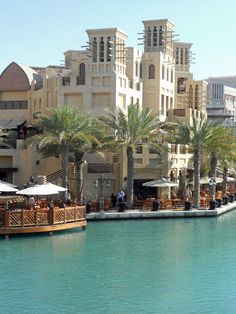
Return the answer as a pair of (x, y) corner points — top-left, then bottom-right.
(0, 206), (87, 236)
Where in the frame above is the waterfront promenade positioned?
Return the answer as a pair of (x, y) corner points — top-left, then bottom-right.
(86, 202), (236, 220)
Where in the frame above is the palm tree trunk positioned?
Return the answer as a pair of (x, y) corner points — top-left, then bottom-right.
(222, 166), (228, 195)
(75, 151), (84, 204)
(193, 146), (201, 208)
(210, 154), (217, 200)
(126, 145), (134, 208)
(61, 143), (69, 200)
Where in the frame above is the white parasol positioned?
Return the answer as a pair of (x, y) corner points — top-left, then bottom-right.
(142, 178), (178, 187)
(142, 178), (178, 199)
(16, 183), (67, 196)
(0, 182), (18, 192)
(200, 177), (235, 185)
(0, 180), (18, 188)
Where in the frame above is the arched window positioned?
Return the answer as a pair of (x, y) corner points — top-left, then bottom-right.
(153, 26), (157, 46)
(149, 64), (155, 79)
(77, 63), (85, 85)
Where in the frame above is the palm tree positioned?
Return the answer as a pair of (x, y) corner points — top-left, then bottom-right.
(100, 103), (163, 208)
(70, 116), (103, 203)
(29, 106), (83, 192)
(175, 117), (214, 208)
(204, 126), (236, 198)
(28, 106), (103, 203)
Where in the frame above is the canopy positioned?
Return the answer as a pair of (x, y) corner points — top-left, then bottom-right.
(0, 182), (18, 192)
(200, 177), (235, 185)
(142, 178), (178, 187)
(16, 183), (67, 196)
(0, 180), (17, 188)
(142, 178), (178, 188)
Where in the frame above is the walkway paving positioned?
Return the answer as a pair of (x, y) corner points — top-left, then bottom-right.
(86, 202), (236, 220)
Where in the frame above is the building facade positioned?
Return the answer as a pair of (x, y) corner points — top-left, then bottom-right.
(206, 76), (236, 126)
(0, 19), (208, 199)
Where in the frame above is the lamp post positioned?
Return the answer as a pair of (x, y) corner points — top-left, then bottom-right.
(209, 177), (217, 209)
(94, 174), (111, 210)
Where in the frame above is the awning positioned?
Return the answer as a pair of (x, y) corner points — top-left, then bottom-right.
(0, 119), (26, 130)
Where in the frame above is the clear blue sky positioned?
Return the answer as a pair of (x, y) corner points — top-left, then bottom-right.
(1, 0), (236, 79)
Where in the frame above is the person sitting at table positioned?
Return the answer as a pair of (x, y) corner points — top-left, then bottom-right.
(29, 196), (36, 209)
(47, 200), (54, 210)
(171, 191), (177, 199)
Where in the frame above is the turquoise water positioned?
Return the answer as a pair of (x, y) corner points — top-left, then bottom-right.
(1, 212), (236, 314)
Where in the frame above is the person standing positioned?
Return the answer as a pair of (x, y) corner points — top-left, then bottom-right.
(117, 189), (126, 212)
(117, 189), (125, 202)
(185, 186), (192, 202)
(111, 192), (117, 207)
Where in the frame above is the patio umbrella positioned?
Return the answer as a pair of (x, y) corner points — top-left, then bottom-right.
(16, 183), (67, 196)
(0, 182), (18, 192)
(142, 178), (178, 188)
(200, 177), (222, 185)
(227, 177), (235, 182)
(0, 180), (18, 188)
(142, 178), (178, 198)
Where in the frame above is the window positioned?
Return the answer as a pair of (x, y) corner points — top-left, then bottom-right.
(166, 96), (169, 111)
(170, 97), (173, 109)
(189, 85), (193, 108)
(149, 64), (155, 79)
(194, 85), (199, 109)
(180, 48), (183, 65)
(0, 101), (28, 109)
(77, 63), (85, 85)
(100, 37), (105, 62)
(135, 61), (139, 77)
(62, 77), (70, 86)
(171, 68), (173, 83)
(107, 37), (112, 62)
(185, 48), (189, 65)
(92, 37), (97, 62)
(147, 27), (151, 47)
(162, 64), (165, 80)
(153, 26), (157, 46)
(159, 26), (164, 46)
(161, 95), (164, 115)
(166, 68), (169, 81)
(135, 145), (143, 154)
(140, 63), (143, 78)
(176, 47), (179, 64)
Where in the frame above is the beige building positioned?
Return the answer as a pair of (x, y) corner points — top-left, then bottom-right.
(0, 18), (207, 199)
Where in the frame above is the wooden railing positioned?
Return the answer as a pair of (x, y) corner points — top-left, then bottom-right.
(0, 206), (85, 229)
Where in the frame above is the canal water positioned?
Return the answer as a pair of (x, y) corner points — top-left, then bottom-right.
(1, 211), (236, 314)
